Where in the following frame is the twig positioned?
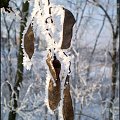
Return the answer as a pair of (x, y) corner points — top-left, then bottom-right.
(74, 0), (88, 42)
(90, 15), (106, 58)
(87, 0), (117, 37)
(10, 0), (22, 17)
(76, 1), (87, 34)
(21, 102), (45, 112)
(67, 0), (76, 5)
(75, 112), (98, 120)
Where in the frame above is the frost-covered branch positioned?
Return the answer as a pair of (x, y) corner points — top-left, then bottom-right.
(75, 112), (98, 120)
(21, 102), (45, 112)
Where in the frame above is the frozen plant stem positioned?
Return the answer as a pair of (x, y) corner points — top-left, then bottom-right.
(8, 1), (29, 120)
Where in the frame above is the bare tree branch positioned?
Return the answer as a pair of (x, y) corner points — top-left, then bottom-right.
(10, 0), (22, 17)
(75, 112), (98, 120)
(21, 102), (45, 112)
(88, 0), (118, 38)
(91, 16), (106, 58)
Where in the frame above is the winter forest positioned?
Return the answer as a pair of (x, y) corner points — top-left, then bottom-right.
(1, 0), (119, 120)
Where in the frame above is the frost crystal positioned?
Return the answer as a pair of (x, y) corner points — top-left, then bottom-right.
(23, 55), (32, 70)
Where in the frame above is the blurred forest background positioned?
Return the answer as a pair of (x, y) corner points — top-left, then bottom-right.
(1, 0), (119, 120)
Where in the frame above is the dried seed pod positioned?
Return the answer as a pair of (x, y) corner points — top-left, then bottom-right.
(47, 54), (61, 110)
(61, 8), (76, 49)
(63, 75), (74, 120)
(46, 53), (57, 81)
(48, 78), (61, 110)
(24, 24), (34, 59)
(52, 54), (61, 78)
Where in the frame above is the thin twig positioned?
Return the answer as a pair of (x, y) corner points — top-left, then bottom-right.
(75, 112), (98, 120)
(87, 0), (117, 37)
(76, 1), (88, 34)
(10, 0), (22, 17)
(3, 13), (9, 32)
(90, 15), (106, 58)
(21, 102), (45, 112)
(9, 19), (15, 31)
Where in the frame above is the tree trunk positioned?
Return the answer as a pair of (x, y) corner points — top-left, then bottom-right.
(109, 0), (119, 119)
(109, 36), (118, 120)
(8, 1), (29, 120)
